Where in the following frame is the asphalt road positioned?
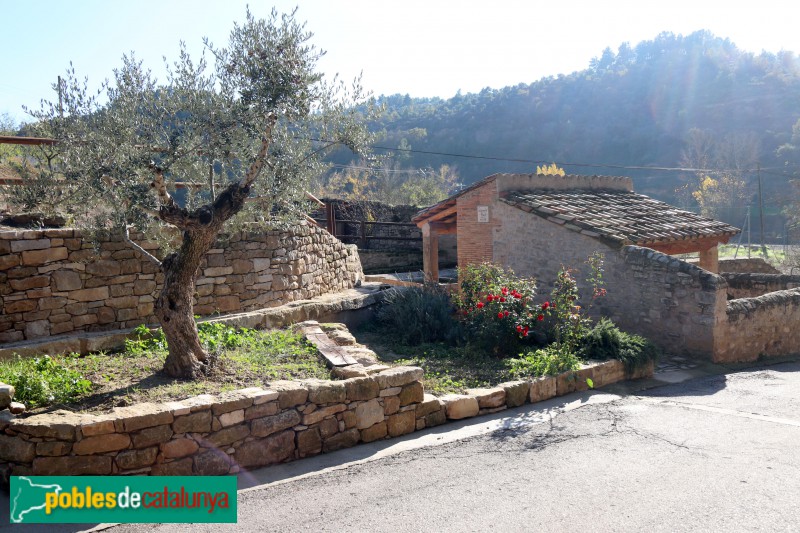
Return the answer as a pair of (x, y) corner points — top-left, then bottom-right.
(5, 360), (800, 532)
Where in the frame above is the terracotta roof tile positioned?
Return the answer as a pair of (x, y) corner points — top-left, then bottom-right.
(501, 189), (740, 245)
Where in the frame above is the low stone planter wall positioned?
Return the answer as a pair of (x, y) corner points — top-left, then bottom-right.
(722, 273), (800, 299)
(0, 359), (651, 479)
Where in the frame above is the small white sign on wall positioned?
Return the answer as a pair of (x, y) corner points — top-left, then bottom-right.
(477, 205), (489, 223)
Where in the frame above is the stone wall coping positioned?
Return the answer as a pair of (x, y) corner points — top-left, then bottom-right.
(727, 287), (800, 316)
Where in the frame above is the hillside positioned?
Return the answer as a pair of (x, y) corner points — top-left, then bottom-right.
(330, 31), (800, 234)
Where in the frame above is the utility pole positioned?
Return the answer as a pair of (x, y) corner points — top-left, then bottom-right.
(757, 163), (768, 257)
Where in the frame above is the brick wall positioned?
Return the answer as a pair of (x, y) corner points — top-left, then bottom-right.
(0, 222), (362, 343)
(456, 179), (499, 267)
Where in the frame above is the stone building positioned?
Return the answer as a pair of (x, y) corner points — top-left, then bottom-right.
(414, 173), (800, 362)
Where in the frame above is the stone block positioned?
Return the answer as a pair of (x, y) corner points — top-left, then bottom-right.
(4, 300), (36, 313)
(69, 286), (110, 302)
(441, 394), (479, 420)
(383, 396), (400, 416)
(375, 366), (424, 389)
(387, 411), (415, 437)
(131, 425), (173, 448)
(151, 458), (193, 476)
(162, 438), (200, 459)
(0, 383), (15, 410)
(218, 409), (245, 428)
(193, 450), (231, 475)
(556, 371), (579, 396)
(11, 238), (50, 252)
(415, 394), (444, 419)
(355, 399), (384, 429)
(22, 247), (68, 265)
(11, 410), (83, 440)
(529, 376), (557, 403)
(9, 275), (50, 291)
(501, 381), (530, 407)
(399, 382), (424, 406)
(0, 434), (35, 463)
(318, 417), (339, 439)
(116, 403), (174, 432)
(297, 427), (322, 456)
(73, 433), (131, 455)
(236, 429), (295, 468)
(307, 380), (346, 404)
(202, 424), (250, 448)
(465, 387), (506, 409)
(245, 402), (279, 421)
(115, 446), (158, 470)
(360, 421), (388, 443)
(302, 404), (346, 426)
(251, 410), (301, 438)
(322, 428), (360, 453)
(35, 441), (72, 457)
(33, 456), (112, 475)
(85, 260), (122, 277)
(172, 411), (211, 433)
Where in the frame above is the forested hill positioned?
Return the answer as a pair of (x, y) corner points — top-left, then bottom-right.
(351, 31), (800, 208)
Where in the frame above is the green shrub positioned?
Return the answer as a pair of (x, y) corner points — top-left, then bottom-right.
(455, 263), (540, 356)
(506, 345), (581, 377)
(0, 355), (92, 408)
(374, 283), (461, 346)
(580, 318), (659, 372)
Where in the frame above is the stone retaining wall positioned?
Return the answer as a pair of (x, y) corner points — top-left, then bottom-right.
(0, 222), (362, 344)
(714, 289), (800, 363)
(721, 273), (800, 299)
(718, 258), (780, 274)
(0, 359), (650, 479)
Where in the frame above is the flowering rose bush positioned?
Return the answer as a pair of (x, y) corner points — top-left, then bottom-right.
(454, 263), (540, 356)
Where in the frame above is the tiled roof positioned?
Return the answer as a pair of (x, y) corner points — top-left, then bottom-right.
(500, 189), (740, 246)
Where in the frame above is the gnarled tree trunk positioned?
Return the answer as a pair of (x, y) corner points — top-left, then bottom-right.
(152, 181), (253, 378)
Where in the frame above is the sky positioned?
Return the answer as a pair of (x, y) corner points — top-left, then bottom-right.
(3, 0), (800, 125)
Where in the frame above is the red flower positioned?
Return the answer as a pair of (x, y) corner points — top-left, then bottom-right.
(487, 295), (494, 302)
(537, 314), (544, 321)
(497, 312), (504, 319)
(504, 310), (510, 317)
(523, 326), (529, 336)
(516, 325), (523, 332)
(499, 297), (506, 303)
(501, 287), (509, 296)
(541, 301), (550, 310)
(513, 292), (522, 299)
(476, 302), (485, 309)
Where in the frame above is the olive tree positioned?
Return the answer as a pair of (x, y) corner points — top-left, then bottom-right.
(22, 9), (374, 378)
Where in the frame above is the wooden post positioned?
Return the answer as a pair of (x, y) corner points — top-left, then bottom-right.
(359, 220), (368, 248)
(325, 203), (336, 236)
(422, 222), (439, 283)
(698, 245), (719, 273)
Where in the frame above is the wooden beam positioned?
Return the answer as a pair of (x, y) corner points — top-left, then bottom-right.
(430, 222), (457, 234)
(415, 203), (457, 228)
(0, 136), (57, 146)
(422, 222), (439, 283)
(647, 235), (732, 256)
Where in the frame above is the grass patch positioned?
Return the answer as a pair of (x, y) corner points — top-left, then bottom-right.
(1, 323), (330, 414)
(356, 330), (516, 395)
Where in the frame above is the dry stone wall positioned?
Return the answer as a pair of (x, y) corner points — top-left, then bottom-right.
(0, 222), (362, 344)
(715, 289), (800, 363)
(721, 273), (800, 299)
(0, 357), (648, 479)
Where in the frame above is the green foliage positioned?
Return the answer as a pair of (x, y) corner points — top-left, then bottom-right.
(579, 318), (659, 372)
(454, 262), (540, 356)
(375, 284), (461, 346)
(506, 345), (581, 378)
(0, 355), (92, 408)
